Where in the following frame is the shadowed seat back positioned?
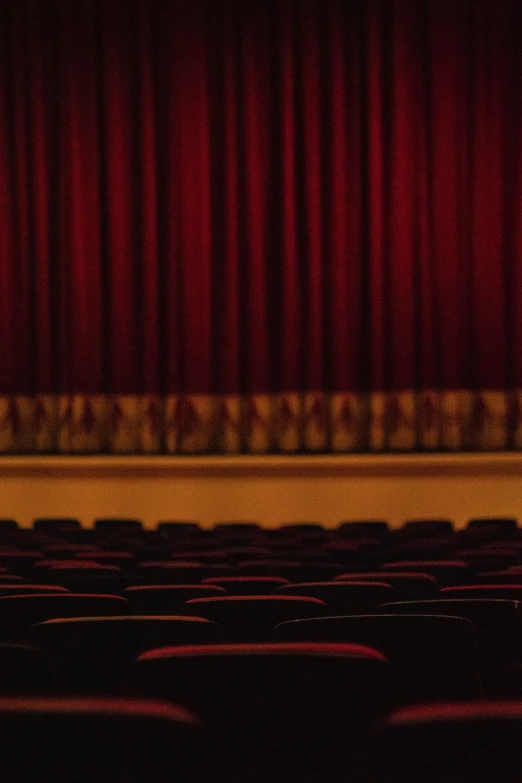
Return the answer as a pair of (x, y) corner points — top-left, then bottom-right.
(0, 594), (128, 641)
(0, 644), (54, 694)
(27, 616), (224, 694)
(381, 599), (522, 695)
(122, 585), (227, 614)
(401, 520), (454, 536)
(0, 697), (210, 783)
(467, 518), (518, 539)
(202, 576), (291, 594)
(359, 701), (522, 783)
(381, 560), (471, 586)
(36, 564), (128, 593)
(94, 519), (143, 534)
(274, 613), (481, 702)
(0, 584), (69, 597)
(234, 561), (347, 581)
(334, 572), (439, 600)
(127, 642), (402, 783)
(183, 595), (326, 641)
(156, 521), (201, 536)
(276, 581), (398, 614)
(33, 518), (81, 533)
(441, 585), (522, 601)
(137, 562), (231, 584)
(337, 521), (390, 537)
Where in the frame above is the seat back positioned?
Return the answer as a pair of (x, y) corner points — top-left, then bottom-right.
(359, 701), (522, 783)
(202, 576), (290, 594)
(33, 518), (81, 532)
(27, 616), (224, 693)
(381, 599), (522, 695)
(0, 594), (128, 641)
(276, 581), (398, 613)
(334, 571), (439, 600)
(0, 696), (209, 783)
(381, 560), (470, 586)
(94, 518), (143, 533)
(137, 562), (231, 584)
(122, 584), (227, 613)
(127, 642), (402, 783)
(183, 595), (326, 641)
(274, 613), (481, 701)
(441, 585), (522, 601)
(401, 520), (454, 536)
(0, 644), (54, 694)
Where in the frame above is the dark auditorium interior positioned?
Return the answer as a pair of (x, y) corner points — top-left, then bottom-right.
(1, 0), (522, 780)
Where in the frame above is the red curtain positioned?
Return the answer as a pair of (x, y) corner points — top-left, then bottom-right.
(0, 0), (521, 452)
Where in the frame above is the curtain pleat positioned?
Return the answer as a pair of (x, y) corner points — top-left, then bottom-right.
(0, 0), (521, 453)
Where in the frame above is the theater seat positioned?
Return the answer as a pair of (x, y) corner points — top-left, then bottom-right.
(33, 518), (81, 532)
(37, 564), (128, 594)
(381, 560), (470, 586)
(156, 521), (201, 536)
(122, 584), (227, 613)
(0, 520), (19, 532)
(390, 538), (459, 560)
(337, 521), (390, 537)
(476, 571), (522, 585)
(321, 542), (361, 564)
(279, 523), (324, 533)
(182, 595), (326, 641)
(27, 615), (225, 693)
(467, 517), (518, 537)
(359, 701), (522, 783)
(75, 551), (136, 568)
(201, 576), (291, 594)
(137, 561), (230, 584)
(167, 550), (233, 564)
(40, 544), (100, 557)
(0, 594), (128, 641)
(0, 644), (54, 694)
(400, 519), (454, 536)
(276, 581), (398, 613)
(0, 584), (69, 597)
(127, 642), (402, 783)
(273, 613), (481, 702)
(94, 518), (143, 534)
(381, 599), (522, 696)
(213, 522), (261, 534)
(0, 575), (28, 585)
(441, 584), (522, 601)
(0, 697), (210, 783)
(334, 571), (439, 600)
(212, 547), (272, 563)
(0, 551), (44, 575)
(235, 560), (346, 581)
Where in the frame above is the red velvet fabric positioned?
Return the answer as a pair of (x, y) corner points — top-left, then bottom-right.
(0, 0), (521, 397)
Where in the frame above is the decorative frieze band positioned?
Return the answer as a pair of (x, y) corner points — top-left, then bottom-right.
(0, 390), (520, 454)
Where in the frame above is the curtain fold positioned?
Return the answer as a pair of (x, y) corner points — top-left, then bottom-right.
(0, 0), (521, 453)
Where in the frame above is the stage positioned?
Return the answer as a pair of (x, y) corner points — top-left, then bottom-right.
(0, 453), (520, 529)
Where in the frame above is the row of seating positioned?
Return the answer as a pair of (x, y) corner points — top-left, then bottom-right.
(3, 695), (522, 782)
(0, 594), (512, 699)
(0, 514), (519, 781)
(2, 515), (518, 534)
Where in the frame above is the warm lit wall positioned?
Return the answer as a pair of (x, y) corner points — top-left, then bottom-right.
(0, 453), (520, 529)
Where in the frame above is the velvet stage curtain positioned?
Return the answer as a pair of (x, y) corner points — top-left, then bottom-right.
(0, 0), (521, 453)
